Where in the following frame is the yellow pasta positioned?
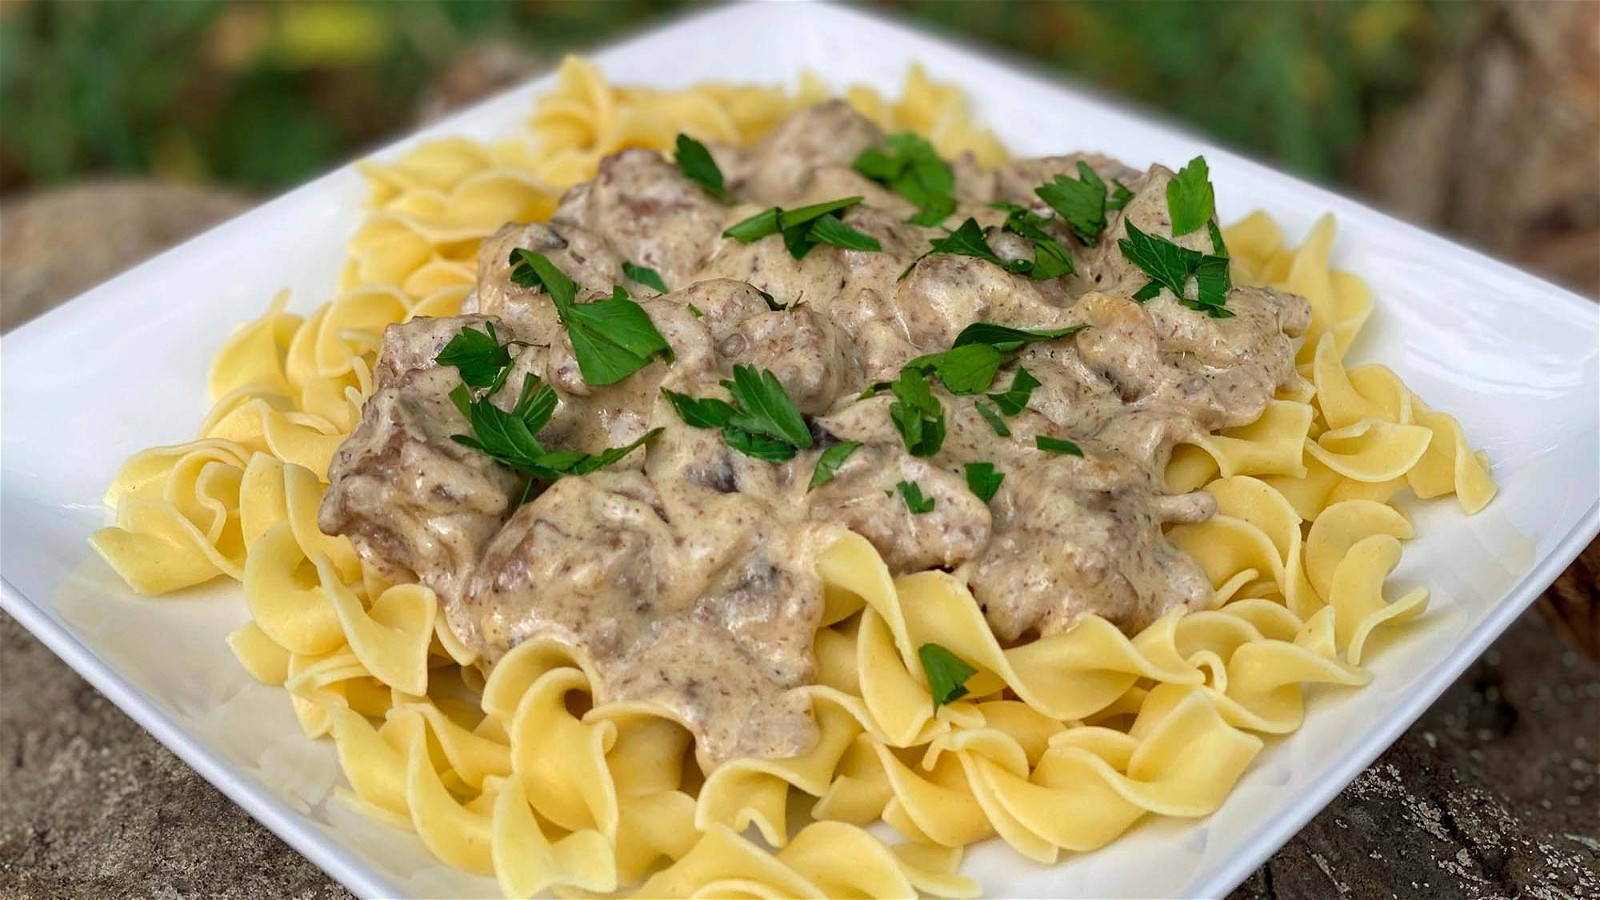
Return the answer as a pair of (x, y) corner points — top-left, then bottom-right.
(86, 56), (1496, 897)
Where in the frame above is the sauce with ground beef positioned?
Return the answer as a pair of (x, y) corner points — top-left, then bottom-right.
(319, 100), (1309, 769)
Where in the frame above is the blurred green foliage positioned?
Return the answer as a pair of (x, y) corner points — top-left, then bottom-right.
(0, 0), (1483, 194)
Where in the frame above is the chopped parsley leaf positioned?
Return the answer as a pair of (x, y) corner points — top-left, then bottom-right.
(801, 212), (882, 255)
(660, 389), (735, 429)
(888, 367), (946, 457)
(918, 643), (976, 711)
(661, 365), (812, 463)
(952, 322), (1086, 353)
(1036, 161), (1110, 245)
(1118, 223), (1201, 298)
(436, 321), (514, 392)
(896, 479), (936, 514)
(1035, 435), (1083, 456)
(1117, 223), (1233, 318)
(510, 250), (673, 385)
(808, 440), (862, 490)
(1207, 219), (1229, 258)
(438, 327), (657, 501)
(993, 202), (1075, 280)
(987, 366), (1040, 416)
(974, 400), (1011, 436)
(726, 196), (860, 239)
(900, 217), (1030, 281)
(853, 132), (957, 226)
(622, 260), (668, 294)
(723, 365), (812, 450)
(1166, 156), (1214, 237)
(674, 134), (731, 202)
(905, 343), (1004, 395)
(1193, 254), (1234, 314)
(963, 462), (1004, 503)
(1108, 178), (1134, 211)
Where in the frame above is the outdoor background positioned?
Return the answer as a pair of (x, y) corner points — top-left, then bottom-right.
(2, 0), (1597, 326)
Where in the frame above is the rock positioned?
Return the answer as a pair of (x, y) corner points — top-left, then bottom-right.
(0, 180), (249, 330)
(0, 611), (352, 899)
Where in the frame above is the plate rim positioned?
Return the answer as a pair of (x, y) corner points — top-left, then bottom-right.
(2, 2), (1597, 898)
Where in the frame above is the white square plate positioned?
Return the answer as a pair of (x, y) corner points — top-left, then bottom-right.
(3, 4), (1597, 897)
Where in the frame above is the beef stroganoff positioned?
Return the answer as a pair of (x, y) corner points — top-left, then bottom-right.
(91, 58), (1495, 897)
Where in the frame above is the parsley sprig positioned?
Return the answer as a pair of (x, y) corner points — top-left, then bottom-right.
(870, 321), (1084, 454)
(510, 250), (674, 384)
(853, 133), (957, 226)
(662, 365), (814, 462)
(1118, 223), (1233, 317)
(436, 322), (518, 394)
(435, 325), (658, 501)
(1036, 161), (1115, 245)
(723, 196), (881, 260)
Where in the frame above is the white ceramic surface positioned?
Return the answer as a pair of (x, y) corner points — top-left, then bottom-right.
(3, 4), (1597, 898)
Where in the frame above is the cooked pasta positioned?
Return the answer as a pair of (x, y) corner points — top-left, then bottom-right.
(89, 56), (1493, 897)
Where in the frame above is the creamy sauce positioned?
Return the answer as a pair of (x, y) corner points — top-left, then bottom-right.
(320, 100), (1309, 768)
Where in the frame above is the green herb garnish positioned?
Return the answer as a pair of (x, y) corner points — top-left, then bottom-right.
(918, 643), (977, 711)
(963, 462), (1004, 503)
(1207, 219), (1229, 258)
(888, 367), (946, 458)
(995, 203), (1075, 280)
(853, 133), (957, 226)
(800, 213), (882, 256)
(808, 440), (862, 490)
(724, 197), (877, 259)
(904, 343), (1004, 396)
(987, 366), (1040, 416)
(510, 250), (673, 385)
(1108, 178), (1134, 211)
(952, 322), (1086, 352)
(1036, 161), (1111, 245)
(974, 400), (1011, 436)
(1166, 156), (1214, 237)
(674, 134), (730, 202)
(436, 321), (515, 392)
(1118, 224), (1233, 318)
(661, 365), (813, 462)
(438, 326), (658, 502)
(622, 260), (668, 294)
(896, 479), (936, 514)
(1035, 435), (1083, 456)
(900, 217), (1031, 280)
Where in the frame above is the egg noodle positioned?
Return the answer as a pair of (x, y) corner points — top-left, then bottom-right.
(90, 58), (1495, 897)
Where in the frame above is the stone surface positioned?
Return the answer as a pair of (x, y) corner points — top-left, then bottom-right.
(0, 179), (249, 331)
